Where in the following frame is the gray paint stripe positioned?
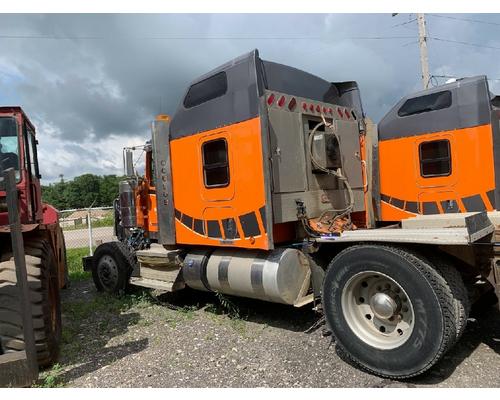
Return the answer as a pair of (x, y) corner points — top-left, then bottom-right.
(200, 257), (211, 292)
(462, 194), (486, 212)
(487, 189), (496, 209)
(250, 257), (266, 298)
(422, 201), (439, 215)
(218, 256), (231, 291)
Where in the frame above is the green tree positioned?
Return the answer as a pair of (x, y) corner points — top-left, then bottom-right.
(42, 173), (124, 210)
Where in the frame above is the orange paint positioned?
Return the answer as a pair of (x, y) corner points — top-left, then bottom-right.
(170, 117), (269, 250)
(379, 124), (495, 221)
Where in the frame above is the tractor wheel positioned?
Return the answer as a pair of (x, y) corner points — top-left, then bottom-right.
(0, 237), (62, 368)
(322, 244), (465, 379)
(91, 241), (135, 295)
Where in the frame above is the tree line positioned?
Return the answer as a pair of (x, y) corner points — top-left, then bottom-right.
(42, 174), (124, 210)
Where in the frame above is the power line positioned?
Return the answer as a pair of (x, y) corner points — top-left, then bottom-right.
(427, 14), (500, 27)
(430, 36), (500, 51)
(391, 18), (417, 29)
(0, 33), (416, 41)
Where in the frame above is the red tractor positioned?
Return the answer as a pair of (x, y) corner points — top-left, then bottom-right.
(0, 106), (67, 367)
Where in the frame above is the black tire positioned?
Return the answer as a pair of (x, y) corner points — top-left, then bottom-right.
(322, 244), (460, 379)
(0, 237), (62, 368)
(427, 255), (469, 347)
(92, 241), (135, 294)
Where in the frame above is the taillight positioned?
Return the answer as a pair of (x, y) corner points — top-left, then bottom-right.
(302, 102), (307, 111)
(267, 94), (275, 106)
(309, 104), (314, 112)
(345, 109), (351, 119)
(288, 97), (297, 111)
(278, 96), (286, 107)
(337, 107), (344, 118)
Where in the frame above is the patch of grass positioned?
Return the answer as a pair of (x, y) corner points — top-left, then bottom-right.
(63, 291), (153, 321)
(62, 212), (114, 231)
(36, 363), (64, 388)
(91, 213), (114, 228)
(176, 304), (197, 320)
(229, 318), (247, 337)
(66, 247), (91, 281)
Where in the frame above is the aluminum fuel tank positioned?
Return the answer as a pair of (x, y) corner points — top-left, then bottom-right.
(182, 248), (310, 305)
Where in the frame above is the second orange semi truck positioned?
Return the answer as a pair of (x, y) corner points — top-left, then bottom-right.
(84, 49), (500, 379)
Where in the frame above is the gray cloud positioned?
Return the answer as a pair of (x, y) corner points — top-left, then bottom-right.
(0, 13), (499, 182)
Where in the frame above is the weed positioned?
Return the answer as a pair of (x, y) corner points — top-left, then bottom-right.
(215, 292), (241, 319)
(36, 363), (64, 388)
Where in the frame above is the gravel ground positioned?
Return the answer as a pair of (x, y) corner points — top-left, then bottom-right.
(41, 279), (500, 388)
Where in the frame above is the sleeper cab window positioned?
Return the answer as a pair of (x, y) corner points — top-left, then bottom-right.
(419, 139), (451, 178)
(202, 138), (230, 188)
(183, 71), (228, 109)
(398, 90), (452, 117)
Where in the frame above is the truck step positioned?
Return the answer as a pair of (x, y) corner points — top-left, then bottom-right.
(132, 244), (185, 292)
(129, 277), (185, 292)
(135, 243), (184, 267)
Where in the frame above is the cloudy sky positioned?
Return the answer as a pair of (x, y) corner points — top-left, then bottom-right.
(0, 13), (499, 183)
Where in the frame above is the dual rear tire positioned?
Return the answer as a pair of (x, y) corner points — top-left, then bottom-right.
(322, 245), (469, 379)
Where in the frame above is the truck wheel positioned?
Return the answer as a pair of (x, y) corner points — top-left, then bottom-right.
(92, 241), (135, 294)
(0, 238), (62, 368)
(322, 244), (460, 379)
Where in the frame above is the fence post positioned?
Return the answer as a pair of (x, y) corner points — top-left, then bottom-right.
(87, 208), (93, 256)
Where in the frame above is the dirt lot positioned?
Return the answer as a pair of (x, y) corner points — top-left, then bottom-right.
(39, 279), (500, 388)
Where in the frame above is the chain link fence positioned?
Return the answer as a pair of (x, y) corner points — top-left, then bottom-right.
(59, 207), (116, 254)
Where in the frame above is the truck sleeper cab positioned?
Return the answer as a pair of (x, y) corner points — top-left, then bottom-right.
(378, 76), (500, 220)
(87, 50), (500, 380)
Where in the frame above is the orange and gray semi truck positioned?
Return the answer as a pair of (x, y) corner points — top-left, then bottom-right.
(84, 49), (500, 378)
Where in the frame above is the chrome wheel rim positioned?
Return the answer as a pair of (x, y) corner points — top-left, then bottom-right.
(341, 271), (415, 350)
(97, 255), (119, 290)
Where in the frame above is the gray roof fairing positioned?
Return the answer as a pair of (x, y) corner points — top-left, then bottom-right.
(378, 75), (492, 141)
(168, 49), (365, 141)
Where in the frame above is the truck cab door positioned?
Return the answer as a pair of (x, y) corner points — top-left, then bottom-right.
(415, 134), (459, 214)
(24, 123), (43, 222)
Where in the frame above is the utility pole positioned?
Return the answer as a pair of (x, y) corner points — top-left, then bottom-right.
(417, 13), (431, 89)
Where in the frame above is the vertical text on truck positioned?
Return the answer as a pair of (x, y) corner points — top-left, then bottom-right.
(84, 50), (500, 379)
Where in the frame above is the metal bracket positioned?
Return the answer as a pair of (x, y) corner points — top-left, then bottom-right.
(465, 211), (495, 243)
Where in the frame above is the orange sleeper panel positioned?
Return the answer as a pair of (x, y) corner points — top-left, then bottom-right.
(170, 117), (269, 250)
(379, 124), (495, 221)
